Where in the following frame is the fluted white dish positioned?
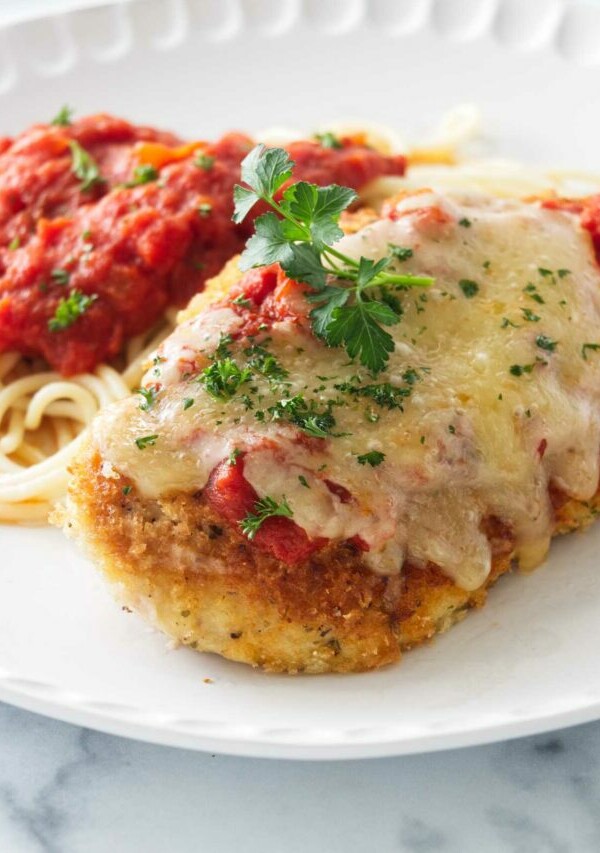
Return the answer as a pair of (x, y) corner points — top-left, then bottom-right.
(1, 0), (600, 759)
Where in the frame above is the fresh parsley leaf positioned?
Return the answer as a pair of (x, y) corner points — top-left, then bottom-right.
(335, 378), (414, 411)
(309, 286), (350, 338)
(48, 289), (97, 332)
(232, 185), (261, 224)
(326, 300), (398, 374)
(281, 243), (328, 289)
(69, 141), (105, 192)
(459, 279), (479, 298)
(239, 212), (293, 270)
(357, 450), (385, 467)
(135, 434), (158, 449)
(240, 495), (293, 539)
(239, 144), (293, 202)
(51, 105), (73, 126)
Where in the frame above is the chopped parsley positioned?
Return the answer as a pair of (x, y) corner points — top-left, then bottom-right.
(558, 268), (571, 278)
(240, 495), (293, 539)
(535, 334), (558, 353)
(459, 279), (479, 298)
(501, 318), (519, 329)
(195, 153), (215, 171)
(122, 485), (132, 495)
(524, 283), (545, 304)
(135, 434), (158, 449)
(228, 447), (242, 466)
(267, 394), (338, 438)
(538, 267), (553, 278)
(124, 164), (159, 187)
(448, 424), (456, 434)
(232, 144), (433, 374)
(298, 475), (310, 488)
(51, 105), (73, 127)
(458, 217), (471, 228)
(335, 373), (418, 411)
(356, 450), (385, 467)
(483, 260), (491, 270)
(198, 203), (212, 217)
(183, 397), (195, 410)
(521, 308), (541, 322)
(314, 131), (342, 149)
(48, 289), (97, 332)
(244, 343), (289, 383)
(198, 358), (252, 400)
(582, 343), (600, 360)
(8, 236), (20, 251)
(50, 268), (70, 286)
(69, 140), (105, 192)
(388, 244), (413, 262)
(135, 386), (158, 411)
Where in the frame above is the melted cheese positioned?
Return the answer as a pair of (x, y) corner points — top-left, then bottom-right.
(92, 192), (600, 591)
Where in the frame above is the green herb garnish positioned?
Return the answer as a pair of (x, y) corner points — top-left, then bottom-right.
(199, 358), (252, 400)
(51, 105), (74, 127)
(356, 450), (385, 467)
(124, 164), (159, 187)
(388, 244), (413, 262)
(298, 475), (310, 488)
(50, 268), (70, 286)
(198, 203), (212, 217)
(69, 140), (105, 192)
(232, 144), (433, 374)
(582, 343), (600, 360)
(314, 132), (343, 150)
(459, 279), (479, 298)
(8, 236), (20, 251)
(536, 335), (558, 353)
(135, 434), (158, 449)
(521, 308), (541, 322)
(240, 495), (293, 539)
(48, 289), (97, 332)
(228, 447), (242, 466)
(183, 397), (195, 410)
(195, 153), (215, 171)
(135, 386), (158, 411)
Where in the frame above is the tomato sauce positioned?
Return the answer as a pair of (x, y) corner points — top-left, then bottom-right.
(206, 455), (326, 564)
(0, 115), (406, 376)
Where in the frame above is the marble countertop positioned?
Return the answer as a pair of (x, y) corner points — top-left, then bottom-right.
(1, 1), (599, 851)
(1, 702), (599, 853)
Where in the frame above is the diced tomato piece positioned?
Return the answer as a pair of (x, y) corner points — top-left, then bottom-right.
(205, 456), (327, 566)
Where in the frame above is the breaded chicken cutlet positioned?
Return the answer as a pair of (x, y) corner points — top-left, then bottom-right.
(63, 189), (600, 673)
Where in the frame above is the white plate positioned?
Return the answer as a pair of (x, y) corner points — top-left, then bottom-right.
(2, 0), (600, 760)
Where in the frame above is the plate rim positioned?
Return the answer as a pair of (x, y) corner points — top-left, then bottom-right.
(2, 0), (600, 758)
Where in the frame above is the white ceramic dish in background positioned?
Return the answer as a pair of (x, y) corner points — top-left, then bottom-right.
(1, 0), (600, 760)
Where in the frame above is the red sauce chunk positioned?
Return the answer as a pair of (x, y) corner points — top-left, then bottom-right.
(206, 455), (327, 565)
(0, 115), (406, 375)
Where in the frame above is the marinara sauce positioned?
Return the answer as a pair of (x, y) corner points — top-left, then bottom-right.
(0, 114), (406, 375)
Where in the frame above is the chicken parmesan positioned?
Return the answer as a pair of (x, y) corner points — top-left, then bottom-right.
(63, 144), (600, 673)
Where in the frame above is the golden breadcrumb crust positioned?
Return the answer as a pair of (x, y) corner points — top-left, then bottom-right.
(64, 441), (600, 674)
(62, 227), (600, 674)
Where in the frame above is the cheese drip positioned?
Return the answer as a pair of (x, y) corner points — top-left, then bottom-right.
(93, 192), (600, 591)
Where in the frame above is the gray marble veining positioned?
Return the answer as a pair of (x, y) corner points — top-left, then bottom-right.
(0, 702), (599, 853)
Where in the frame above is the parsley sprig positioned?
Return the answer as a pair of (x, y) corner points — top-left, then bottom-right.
(240, 495), (293, 539)
(232, 145), (433, 374)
